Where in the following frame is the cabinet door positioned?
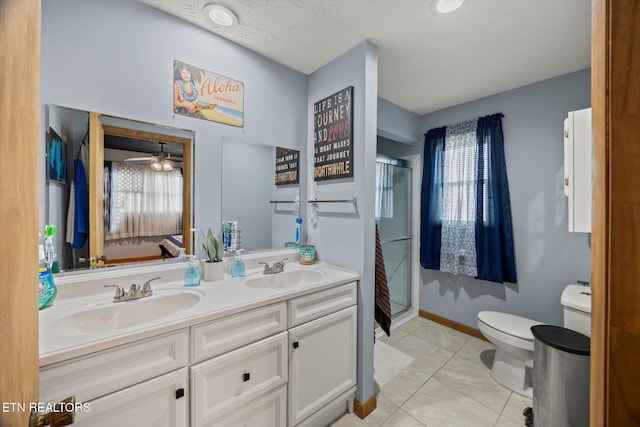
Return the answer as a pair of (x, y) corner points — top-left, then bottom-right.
(288, 306), (357, 426)
(564, 108), (592, 233)
(72, 368), (188, 426)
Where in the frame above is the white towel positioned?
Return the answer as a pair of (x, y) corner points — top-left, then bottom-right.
(66, 181), (75, 244)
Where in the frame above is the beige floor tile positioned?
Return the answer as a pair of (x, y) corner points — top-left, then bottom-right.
(352, 316), (534, 427)
(392, 334), (453, 376)
(402, 378), (500, 427)
(374, 341), (414, 387)
(433, 355), (511, 413)
(494, 415), (524, 427)
(330, 394), (399, 427)
(398, 316), (430, 331)
(380, 409), (425, 426)
(409, 319), (470, 353)
(381, 316), (431, 345)
(380, 366), (430, 407)
(500, 392), (532, 425)
(378, 328), (409, 345)
(455, 336), (495, 369)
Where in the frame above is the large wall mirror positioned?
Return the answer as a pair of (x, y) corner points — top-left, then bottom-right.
(45, 105), (193, 272)
(221, 137), (300, 253)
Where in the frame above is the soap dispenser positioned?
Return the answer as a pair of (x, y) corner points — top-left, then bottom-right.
(230, 250), (245, 278)
(184, 255), (201, 286)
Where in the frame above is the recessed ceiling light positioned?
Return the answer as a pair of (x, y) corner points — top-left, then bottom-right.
(431, 0), (465, 14)
(203, 4), (238, 27)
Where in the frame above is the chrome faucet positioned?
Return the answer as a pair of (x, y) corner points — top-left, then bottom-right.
(258, 258), (288, 275)
(104, 276), (161, 302)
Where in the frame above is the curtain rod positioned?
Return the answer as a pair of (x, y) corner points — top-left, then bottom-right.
(424, 112), (504, 135)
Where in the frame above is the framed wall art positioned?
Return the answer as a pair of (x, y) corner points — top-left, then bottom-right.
(173, 60), (244, 127)
(313, 86), (353, 181)
(47, 128), (67, 184)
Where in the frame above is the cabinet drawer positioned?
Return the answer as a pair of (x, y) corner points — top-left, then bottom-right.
(40, 330), (188, 404)
(288, 282), (357, 327)
(191, 331), (288, 425)
(191, 302), (286, 363)
(212, 385), (287, 427)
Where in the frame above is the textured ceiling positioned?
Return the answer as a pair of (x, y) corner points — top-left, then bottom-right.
(141, 0), (591, 115)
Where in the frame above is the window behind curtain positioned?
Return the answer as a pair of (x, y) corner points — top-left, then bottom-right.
(106, 162), (183, 240)
(441, 124), (491, 224)
(440, 120), (479, 276)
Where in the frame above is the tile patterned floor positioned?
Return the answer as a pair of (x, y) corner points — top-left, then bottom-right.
(331, 316), (531, 427)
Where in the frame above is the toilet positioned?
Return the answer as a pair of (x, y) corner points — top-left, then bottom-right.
(477, 284), (592, 397)
(560, 283), (591, 337)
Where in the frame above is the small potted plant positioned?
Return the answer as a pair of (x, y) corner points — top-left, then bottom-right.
(200, 228), (224, 281)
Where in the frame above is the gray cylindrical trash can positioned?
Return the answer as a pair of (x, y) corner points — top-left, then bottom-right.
(530, 325), (590, 427)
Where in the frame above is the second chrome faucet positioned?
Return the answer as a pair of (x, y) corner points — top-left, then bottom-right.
(258, 258), (288, 275)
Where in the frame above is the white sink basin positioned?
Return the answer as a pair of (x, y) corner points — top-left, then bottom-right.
(244, 269), (324, 289)
(51, 290), (202, 335)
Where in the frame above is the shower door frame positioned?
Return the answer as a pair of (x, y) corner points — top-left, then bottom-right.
(396, 154), (421, 328)
(376, 154), (421, 330)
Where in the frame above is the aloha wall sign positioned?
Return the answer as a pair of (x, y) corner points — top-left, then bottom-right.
(313, 86), (353, 181)
(173, 60), (244, 127)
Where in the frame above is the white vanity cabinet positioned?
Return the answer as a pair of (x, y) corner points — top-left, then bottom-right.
(564, 107), (592, 232)
(39, 267), (359, 427)
(39, 330), (189, 426)
(287, 282), (358, 426)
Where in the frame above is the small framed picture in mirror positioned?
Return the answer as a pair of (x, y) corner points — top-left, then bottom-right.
(46, 127), (67, 184)
(275, 147), (299, 185)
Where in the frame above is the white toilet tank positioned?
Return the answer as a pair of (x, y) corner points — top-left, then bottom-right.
(561, 284), (592, 337)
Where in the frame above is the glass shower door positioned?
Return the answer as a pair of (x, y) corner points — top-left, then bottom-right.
(376, 155), (412, 317)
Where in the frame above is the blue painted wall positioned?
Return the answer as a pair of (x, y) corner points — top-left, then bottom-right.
(377, 97), (421, 145)
(40, 0), (308, 243)
(307, 41), (379, 403)
(379, 69), (592, 328)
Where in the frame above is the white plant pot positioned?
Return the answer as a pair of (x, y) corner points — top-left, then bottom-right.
(203, 261), (224, 282)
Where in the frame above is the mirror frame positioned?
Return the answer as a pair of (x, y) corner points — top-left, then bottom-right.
(99, 121), (193, 262)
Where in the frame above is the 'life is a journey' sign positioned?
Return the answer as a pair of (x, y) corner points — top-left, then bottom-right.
(313, 86), (353, 181)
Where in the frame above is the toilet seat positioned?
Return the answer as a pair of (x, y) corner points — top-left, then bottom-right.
(478, 311), (542, 351)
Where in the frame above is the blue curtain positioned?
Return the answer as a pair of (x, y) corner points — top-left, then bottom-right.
(475, 114), (517, 283)
(420, 126), (446, 270)
(420, 114), (517, 284)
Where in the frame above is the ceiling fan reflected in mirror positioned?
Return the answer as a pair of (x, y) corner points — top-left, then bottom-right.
(124, 142), (183, 171)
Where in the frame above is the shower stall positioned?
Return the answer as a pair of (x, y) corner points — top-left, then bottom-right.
(376, 155), (413, 318)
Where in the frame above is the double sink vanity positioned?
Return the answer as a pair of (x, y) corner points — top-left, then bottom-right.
(39, 250), (359, 426)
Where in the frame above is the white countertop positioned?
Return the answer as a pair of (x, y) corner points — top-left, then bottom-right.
(39, 260), (359, 367)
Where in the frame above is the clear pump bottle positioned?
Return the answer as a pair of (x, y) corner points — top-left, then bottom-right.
(38, 244), (57, 309)
(230, 250), (245, 278)
(184, 255), (201, 286)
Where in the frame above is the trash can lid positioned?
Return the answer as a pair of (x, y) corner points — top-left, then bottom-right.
(530, 325), (590, 355)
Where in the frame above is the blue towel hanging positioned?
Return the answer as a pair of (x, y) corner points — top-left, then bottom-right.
(72, 159), (88, 249)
